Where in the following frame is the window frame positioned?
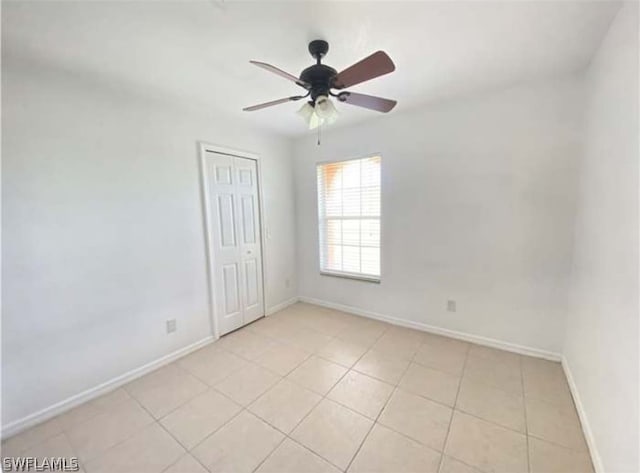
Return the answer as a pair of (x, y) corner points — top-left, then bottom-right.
(316, 153), (382, 283)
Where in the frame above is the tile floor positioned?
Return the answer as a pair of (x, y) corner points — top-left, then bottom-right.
(1, 303), (594, 473)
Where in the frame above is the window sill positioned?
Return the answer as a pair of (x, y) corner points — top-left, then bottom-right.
(320, 271), (381, 283)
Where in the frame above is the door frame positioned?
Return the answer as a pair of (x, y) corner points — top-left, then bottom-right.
(198, 141), (268, 339)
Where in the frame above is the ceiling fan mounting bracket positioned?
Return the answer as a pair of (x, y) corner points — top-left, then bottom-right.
(308, 40), (329, 63)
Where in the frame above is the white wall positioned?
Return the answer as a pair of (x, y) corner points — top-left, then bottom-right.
(294, 76), (584, 355)
(1, 53), (297, 428)
(564, 3), (639, 473)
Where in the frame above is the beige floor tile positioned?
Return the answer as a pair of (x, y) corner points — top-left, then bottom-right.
(522, 358), (574, 409)
(216, 329), (277, 360)
(159, 389), (241, 449)
(371, 331), (422, 360)
(276, 320), (332, 353)
(386, 326), (426, 342)
(463, 355), (522, 395)
(353, 349), (410, 385)
(296, 312), (349, 337)
(273, 302), (307, 315)
(291, 399), (373, 470)
(65, 398), (154, 462)
(522, 356), (565, 377)
(125, 364), (208, 418)
(253, 342), (310, 376)
(214, 363), (280, 406)
(378, 389), (451, 451)
(327, 370), (394, 419)
(162, 454), (208, 473)
(317, 338), (368, 368)
(249, 379), (321, 433)
(413, 336), (468, 376)
(349, 424), (441, 473)
(246, 315), (291, 339)
(528, 437), (594, 473)
(84, 423), (184, 473)
(278, 326), (334, 353)
(467, 344), (521, 366)
(422, 333), (469, 349)
(1, 418), (63, 457)
(439, 456), (483, 473)
(399, 363), (460, 407)
(456, 378), (526, 432)
(177, 345), (249, 386)
(525, 397), (587, 451)
(191, 411), (284, 473)
(255, 439), (341, 473)
(445, 411), (527, 473)
(287, 356), (348, 395)
(55, 389), (132, 431)
(22, 433), (85, 472)
(336, 322), (387, 347)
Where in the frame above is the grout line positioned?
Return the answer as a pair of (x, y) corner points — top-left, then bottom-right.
(155, 417), (211, 473)
(246, 316), (392, 473)
(258, 322), (390, 473)
(294, 324), (389, 472)
(77, 399), (157, 467)
(343, 338), (413, 473)
(60, 431), (87, 472)
(192, 311), (393, 473)
(437, 341), (471, 473)
(526, 433), (593, 454)
(249, 434), (288, 473)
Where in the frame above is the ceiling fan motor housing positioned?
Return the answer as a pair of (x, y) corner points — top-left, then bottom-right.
(300, 63), (337, 103)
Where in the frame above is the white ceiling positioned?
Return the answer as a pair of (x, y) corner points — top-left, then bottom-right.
(4, 1), (620, 136)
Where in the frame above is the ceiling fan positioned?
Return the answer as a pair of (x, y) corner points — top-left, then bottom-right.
(243, 40), (397, 129)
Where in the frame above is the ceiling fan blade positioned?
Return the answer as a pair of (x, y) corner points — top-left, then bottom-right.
(332, 51), (395, 90)
(249, 61), (310, 89)
(243, 96), (305, 111)
(336, 91), (397, 112)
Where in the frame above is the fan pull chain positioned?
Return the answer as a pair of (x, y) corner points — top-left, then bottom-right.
(317, 123), (321, 146)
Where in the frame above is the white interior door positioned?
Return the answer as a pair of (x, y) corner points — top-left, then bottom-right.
(205, 151), (264, 335)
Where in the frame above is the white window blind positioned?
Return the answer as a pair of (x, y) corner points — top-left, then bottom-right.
(317, 156), (381, 281)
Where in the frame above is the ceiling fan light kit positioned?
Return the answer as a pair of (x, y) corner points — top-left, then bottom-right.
(243, 39), (397, 135)
(298, 94), (338, 130)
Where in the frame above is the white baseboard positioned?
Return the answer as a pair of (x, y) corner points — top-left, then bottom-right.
(298, 296), (561, 361)
(561, 356), (603, 473)
(1, 336), (215, 440)
(266, 296), (299, 315)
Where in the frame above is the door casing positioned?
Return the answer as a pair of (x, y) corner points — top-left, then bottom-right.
(198, 142), (268, 339)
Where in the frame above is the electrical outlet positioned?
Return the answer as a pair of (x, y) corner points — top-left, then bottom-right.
(166, 319), (177, 334)
(447, 300), (456, 312)
(285, 278), (290, 289)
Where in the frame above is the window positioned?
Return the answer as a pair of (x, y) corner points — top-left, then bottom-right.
(317, 155), (381, 282)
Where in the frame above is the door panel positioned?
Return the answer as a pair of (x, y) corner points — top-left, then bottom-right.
(241, 195), (256, 244)
(234, 157), (264, 324)
(215, 165), (232, 184)
(222, 264), (240, 314)
(244, 259), (259, 308)
(205, 151), (264, 335)
(217, 194), (236, 247)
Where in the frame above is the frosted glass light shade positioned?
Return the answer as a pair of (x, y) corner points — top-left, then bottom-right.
(297, 97), (338, 130)
(315, 95), (338, 124)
